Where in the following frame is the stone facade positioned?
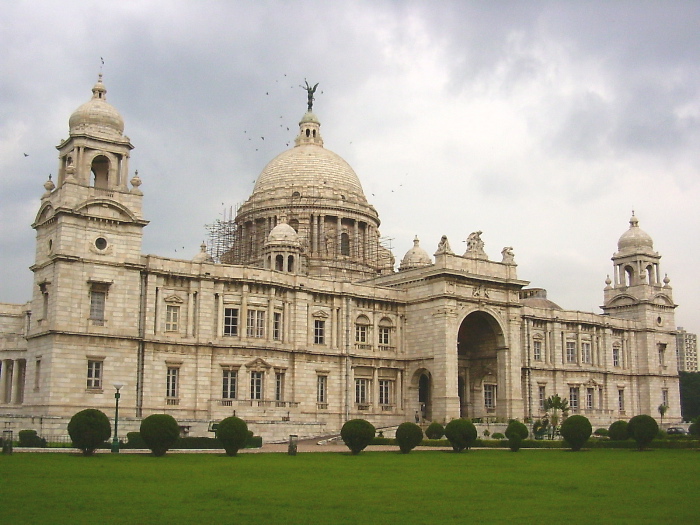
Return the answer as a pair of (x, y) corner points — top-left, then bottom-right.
(0, 77), (682, 441)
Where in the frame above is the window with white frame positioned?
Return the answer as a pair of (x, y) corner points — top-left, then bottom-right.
(582, 342), (592, 364)
(586, 388), (594, 410)
(566, 341), (576, 363)
(250, 371), (263, 400)
(378, 318), (392, 347)
(166, 367), (179, 398)
(379, 380), (393, 406)
(533, 339), (542, 361)
(273, 312), (282, 341)
(538, 385), (546, 410)
(484, 384), (496, 410)
(222, 369), (237, 399)
(86, 360), (103, 389)
(275, 371), (285, 401)
(613, 346), (621, 367)
(355, 378), (369, 404)
(223, 307), (239, 336)
(317, 375), (327, 404)
(355, 323), (368, 343)
(618, 389), (625, 412)
(314, 320), (326, 345)
(246, 310), (265, 338)
(569, 386), (579, 411)
(165, 305), (180, 332)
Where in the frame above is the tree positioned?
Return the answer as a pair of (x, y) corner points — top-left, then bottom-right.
(560, 415), (592, 451)
(689, 417), (700, 436)
(627, 414), (659, 451)
(679, 371), (700, 421)
(658, 404), (668, 428)
(395, 422), (424, 454)
(444, 419), (477, 452)
(215, 416), (249, 456)
(140, 414), (180, 456)
(608, 420), (629, 441)
(340, 419), (375, 455)
(425, 422), (445, 440)
(543, 394), (569, 439)
(505, 420), (529, 452)
(67, 409), (111, 456)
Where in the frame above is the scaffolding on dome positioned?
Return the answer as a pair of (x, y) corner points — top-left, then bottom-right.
(205, 205), (239, 264)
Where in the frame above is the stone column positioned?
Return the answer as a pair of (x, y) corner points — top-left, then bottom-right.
(336, 216), (342, 256)
(0, 360), (10, 403)
(11, 360), (21, 405)
(353, 220), (359, 259)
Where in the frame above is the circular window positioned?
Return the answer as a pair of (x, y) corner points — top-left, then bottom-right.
(657, 316), (663, 326)
(95, 237), (108, 250)
(292, 191), (301, 197)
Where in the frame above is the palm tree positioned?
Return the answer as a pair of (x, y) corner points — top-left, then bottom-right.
(544, 394), (569, 439)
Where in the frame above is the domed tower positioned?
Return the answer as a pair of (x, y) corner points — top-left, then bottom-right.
(262, 221), (304, 274)
(228, 93), (394, 280)
(602, 214), (675, 326)
(399, 236), (433, 271)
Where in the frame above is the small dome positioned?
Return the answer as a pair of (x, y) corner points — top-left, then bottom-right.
(617, 214), (654, 253)
(266, 222), (300, 247)
(399, 236), (433, 271)
(193, 242), (214, 263)
(69, 74), (125, 138)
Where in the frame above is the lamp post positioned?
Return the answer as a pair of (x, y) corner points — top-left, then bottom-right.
(111, 382), (124, 453)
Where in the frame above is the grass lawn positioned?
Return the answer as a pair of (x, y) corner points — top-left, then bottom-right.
(1, 449), (697, 523)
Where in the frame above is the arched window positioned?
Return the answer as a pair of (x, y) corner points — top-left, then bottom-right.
(355, 315), (370, 345)
(287, 255), (295, 273)
(646, 265), (654, 284)
(624, 266), (634, 287)
(275, 254), (284, 271)
(340, 232), (350, 256)
(378, 317), (393, 347)
(91, 155), (110, 189)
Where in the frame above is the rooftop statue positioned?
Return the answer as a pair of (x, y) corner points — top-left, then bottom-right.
(302, 80), (319, 111)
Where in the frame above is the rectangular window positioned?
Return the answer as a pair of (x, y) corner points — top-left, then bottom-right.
(586, 388), (594, 410)
(662, 389), (669, 407)
(165, 305), (180, 332)
(86, 360), (102, 389)
(569, 387), (579, 411)
(275, 372), (285, 402)
(538, 385), (546, 410)
(273, 312), (282, 341)
(89, 291), (106, 325)
(246, 310), (265, 338)
(566, 341), (576, 363)
(34, 359), (41, 391)
(533, 340), (542, 361)
(618, 389), (625, 412)
(223, 307), (239, 336)
(613, 347), (621, 367)
(317, 375), (327, 404)
(314, 320), (326, 345)
(582, 342), (591, 364)
(658, 344), (666, 366)
(379, 326), (391, 346)
(250, 371), (263, 400)
(379, 380), (392, 406)
(355, 378), (369, 404)
(484, 384), (496, 410)
(355, 324), (368, 343)
(222, 369), (237, 399)
(166, 367), (179, 398)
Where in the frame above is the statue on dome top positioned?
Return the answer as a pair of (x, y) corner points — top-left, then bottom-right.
(302, 80), (319, 111)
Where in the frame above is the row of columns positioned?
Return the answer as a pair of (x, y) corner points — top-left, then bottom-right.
(0, 359), (26, 405)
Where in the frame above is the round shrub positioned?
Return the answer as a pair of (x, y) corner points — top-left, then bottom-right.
(140, 414), (180, 456)
(396, 422), (423, 454)
(505, 420), (529, 452)
(594, 428), (609, 437)
(560, 415), (592, 451)
(608, 420), (629, 441)
(627, 414), (659, 451)
(216, 416), (249, 456)
(341, 419), (375, 455)
(444, 418), (477, 452)
(68, 409), (111, 456)
(425, 421), (445, 440)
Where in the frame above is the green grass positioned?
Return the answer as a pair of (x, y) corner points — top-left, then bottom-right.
(1, 449), (698, 523)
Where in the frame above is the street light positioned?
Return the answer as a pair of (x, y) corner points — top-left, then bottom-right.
(111, 382), (124, 453)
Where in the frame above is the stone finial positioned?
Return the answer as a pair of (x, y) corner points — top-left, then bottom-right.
(42, 174), (55, 199)
(605, 275), (612, 289)
(663, 274), (671, 288)
(130, 170), (143, 195)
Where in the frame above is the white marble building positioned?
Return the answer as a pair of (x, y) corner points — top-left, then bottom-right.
(0, 77), (681, 440)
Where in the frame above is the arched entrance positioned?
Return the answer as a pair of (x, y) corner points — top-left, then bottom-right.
(457, 311), (505, 419)
(411, 369), (432, 422)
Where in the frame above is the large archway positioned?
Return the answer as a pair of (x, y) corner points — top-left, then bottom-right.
(457, 311), (505, 419)
(411, 369), (432, 422)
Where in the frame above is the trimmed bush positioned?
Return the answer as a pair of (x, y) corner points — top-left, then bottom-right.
(68, 409), (111, 456)
(341, 419), (375, 455)
(425, 422), (445, 440)
(560, 415), (592, 451)
(594, 428), (609, 437)
(18, 429), (47, 448)
(627, 414), (659, 451)
(216, 416), (249, 456)
(492, 432), (505, 440)
(444, 418), (477, 452)
(125, 431), (147, 448)
(140, 414), (180, 456)
(395, 422), (423, 454)
(505, 421), (529, 452)
(608, 420), (629, 441)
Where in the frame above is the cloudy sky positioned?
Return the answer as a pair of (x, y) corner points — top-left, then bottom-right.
(1, 1), (699, 332)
